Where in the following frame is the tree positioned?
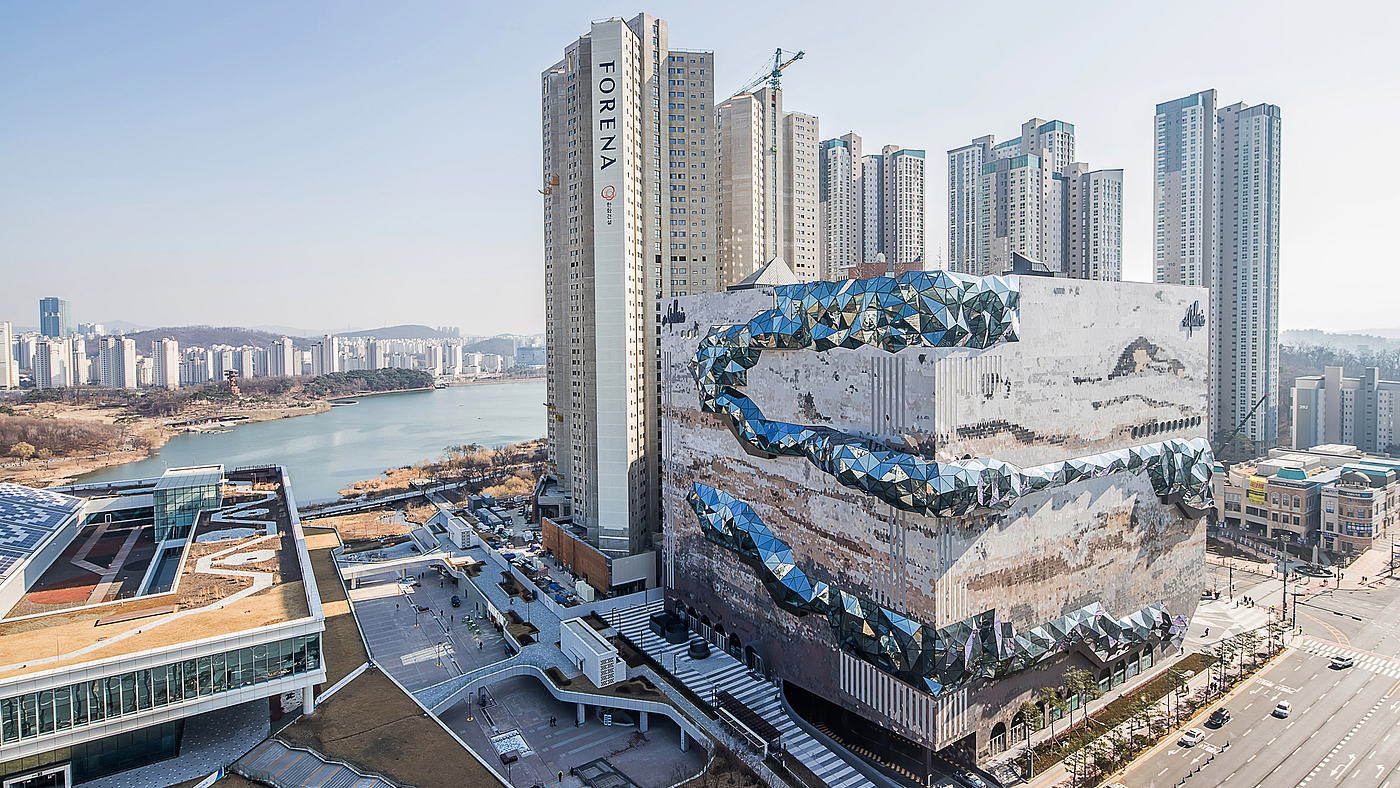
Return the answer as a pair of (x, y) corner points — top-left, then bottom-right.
(1064, 667), (1102, 727)
(8, 441), (35, 460)
(1019, 699), (1045, 736)
(1038, 687), (1066, 735)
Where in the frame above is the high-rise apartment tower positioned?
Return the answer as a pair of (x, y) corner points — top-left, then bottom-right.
(543, 14), (711, 557)
(1155, 90), (1281, 450)
(0, 321), (16, 390)
(716, 87), (820, 286)
(947, 119), (1120, 280)
(821, 136), (926, 277)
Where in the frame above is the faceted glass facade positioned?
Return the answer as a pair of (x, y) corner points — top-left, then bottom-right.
(0, 634), (319, 746)
(689, 484), (1184, 697)
(684, 270), (1211, 697)
(694, 271), (1214, 517)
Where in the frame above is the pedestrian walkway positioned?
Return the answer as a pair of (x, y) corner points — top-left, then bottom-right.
(1297, 637), (1400, 678)
(234, 738), (396, 788)
(1182, 597), (1272, 649)
(611, 602), (873, 788)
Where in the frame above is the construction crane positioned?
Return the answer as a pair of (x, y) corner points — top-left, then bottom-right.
(730, 48), (805, 99)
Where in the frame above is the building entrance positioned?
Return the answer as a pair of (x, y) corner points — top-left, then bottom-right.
(4, 764), (70, 788)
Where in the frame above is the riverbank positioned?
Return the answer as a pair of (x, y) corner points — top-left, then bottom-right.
(0, 400), (330, 487)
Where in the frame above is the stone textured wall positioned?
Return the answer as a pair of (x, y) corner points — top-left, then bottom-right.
(660, 276), (1209, 754)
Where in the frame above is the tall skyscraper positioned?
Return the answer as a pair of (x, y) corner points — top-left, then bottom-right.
(1155, 90), (1281, 450)
(153, 338), (180, 390)
(821, 137), (926, 278)
(716, 86), (820, 286)
(947, 119), (1120, 280)
(543, 14), (708, 558)
(0, 321), (16, 390)
(38, 297), (71, 339)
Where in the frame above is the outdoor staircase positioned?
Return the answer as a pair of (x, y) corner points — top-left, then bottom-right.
(613, 602), (874, 788)
(233, 738), (396, 788)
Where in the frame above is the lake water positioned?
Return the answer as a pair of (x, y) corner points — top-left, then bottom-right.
(77, 381), (546, 503)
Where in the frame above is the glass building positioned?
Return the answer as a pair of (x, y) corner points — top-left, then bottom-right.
(152, 465), (223, 541)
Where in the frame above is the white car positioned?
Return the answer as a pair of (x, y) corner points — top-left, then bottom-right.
(1331, 655), (1355, 669)
(1273, 701), (1292, 718)
(1179, 728), (1206, 747)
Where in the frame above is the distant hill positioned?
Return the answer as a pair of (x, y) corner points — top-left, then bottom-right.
(123, 326), (313, 351)
(339, 324), (459, 340)
(1283, 329), (1400, 353)
(465, 337), (517, 356)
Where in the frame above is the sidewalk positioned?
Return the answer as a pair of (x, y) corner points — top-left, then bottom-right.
(981, 648), (1212, 780)
(1208, 546), (1394, 592)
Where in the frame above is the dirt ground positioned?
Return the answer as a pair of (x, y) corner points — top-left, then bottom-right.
(0, 401), (329, 487)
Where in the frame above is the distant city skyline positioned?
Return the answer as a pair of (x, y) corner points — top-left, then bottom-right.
(2, 1), (1394, 332)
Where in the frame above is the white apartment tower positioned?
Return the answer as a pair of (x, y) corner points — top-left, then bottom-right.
(1, 321), (17, 390)
(152, 338), (180, 390)
(33, 338), (72, 389)
(882, 145), (926, 267)
(716, 87), (820, 286)
(1064, 164), (1124, 281)
(818, 133), (861, 275)
(543, 14), (705, 556)
(1155, 90), (1281, 449)
(98, 336), (137, 389)
(821, 136), (926, 276)
(269, 336), (296, 378)
(948, 118), (1119, 280)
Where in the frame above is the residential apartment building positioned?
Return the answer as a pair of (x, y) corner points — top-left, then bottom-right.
(38, 297), (71, 339)
(716, 86), (820, 286)
(1155, 90), (1282, 450)
(0, 321), (16, 390)
(542, 14), (707, 561)
(152, 338), (180, 390)
(820, 135), (926, 278)
(947, 119), (1120, 280)
(269, 336), (296, 378)
(33, 338), (72, 389)
(1293, 367), (1400, 454)
(98, 336), (137, 389)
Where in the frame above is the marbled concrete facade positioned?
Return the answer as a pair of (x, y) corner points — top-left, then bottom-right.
(660, 276), (1210, 758)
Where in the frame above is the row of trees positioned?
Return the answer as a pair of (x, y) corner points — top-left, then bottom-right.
(2, 414), (122, 460)
(299, 368), (433, 397)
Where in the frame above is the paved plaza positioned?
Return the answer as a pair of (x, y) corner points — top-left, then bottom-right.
(348, 568), (510, 691)
(438, 676), (705, 788)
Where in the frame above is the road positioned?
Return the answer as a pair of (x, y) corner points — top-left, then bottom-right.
(1119, 570), (1400, 788)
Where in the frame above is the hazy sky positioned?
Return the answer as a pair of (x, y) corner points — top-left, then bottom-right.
(2, 1), (1396, 335)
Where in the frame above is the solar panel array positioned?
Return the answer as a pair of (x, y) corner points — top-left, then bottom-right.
(0, 483), (84, 582)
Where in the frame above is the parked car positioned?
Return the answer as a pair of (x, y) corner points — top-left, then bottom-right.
(958, 771), (987, 788)
(1273, 701), (1292, 718)
(1207, 708), (1232, 727)
(1179, 728), (1206, 747)
(1331, 655), (1355, 669)
(450, 595), (462, 608)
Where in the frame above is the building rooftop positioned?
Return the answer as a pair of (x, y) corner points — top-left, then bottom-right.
(0, 469), (317, 682)
(0, 483), (84, 583)
(152, 464), (224, 490)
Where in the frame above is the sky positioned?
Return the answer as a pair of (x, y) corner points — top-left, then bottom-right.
(2, 0), (1396, 336)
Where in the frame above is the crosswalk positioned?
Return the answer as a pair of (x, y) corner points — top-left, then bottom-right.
(1299, 638), (1400, 678)
(613, 603), (874, 788)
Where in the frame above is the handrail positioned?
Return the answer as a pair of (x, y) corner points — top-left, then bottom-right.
(234, 739), (400, 788)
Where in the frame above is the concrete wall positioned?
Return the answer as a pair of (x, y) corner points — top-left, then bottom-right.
(660, 275), (1209, 756)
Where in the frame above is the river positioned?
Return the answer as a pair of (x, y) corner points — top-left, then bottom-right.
(77, 380), (546, 503)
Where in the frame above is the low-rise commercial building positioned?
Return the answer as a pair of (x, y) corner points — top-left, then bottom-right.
(0, 466), (324, 787)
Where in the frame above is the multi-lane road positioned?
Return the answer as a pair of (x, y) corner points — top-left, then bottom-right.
(1117, 563), (1400, 788)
